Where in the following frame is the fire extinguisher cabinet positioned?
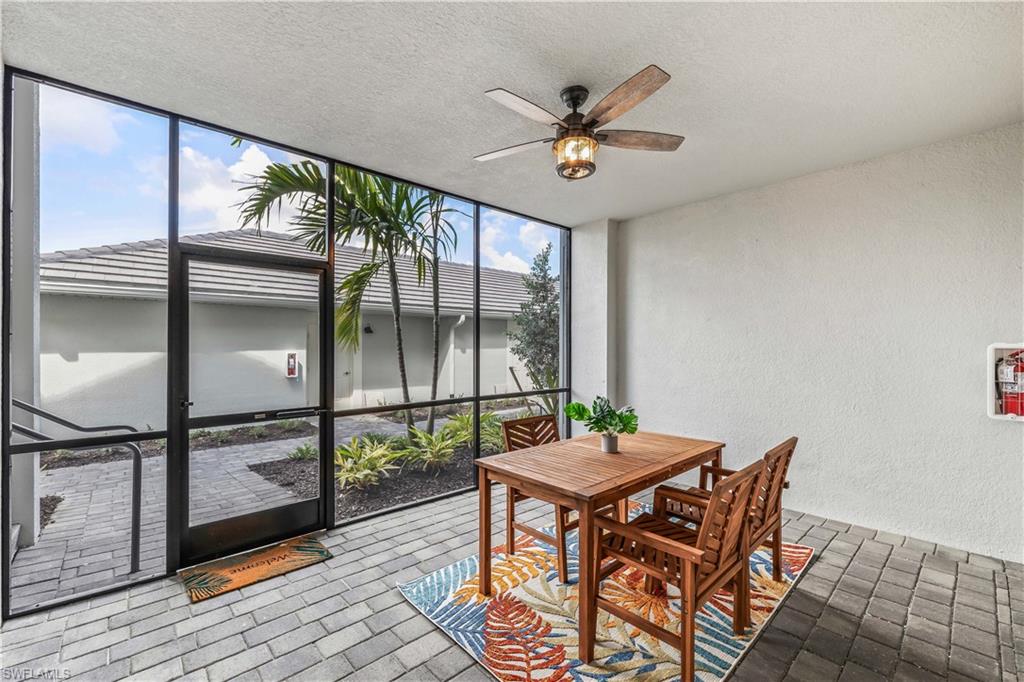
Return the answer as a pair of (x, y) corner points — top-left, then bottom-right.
(988, 343), (1024, 421)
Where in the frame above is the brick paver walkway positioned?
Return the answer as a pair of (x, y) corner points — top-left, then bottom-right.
(1, 488), (1021, 681)
(8, 413), (453, 612)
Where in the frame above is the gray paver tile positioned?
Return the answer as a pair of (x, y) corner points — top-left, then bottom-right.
(4, 494), (1020, 682)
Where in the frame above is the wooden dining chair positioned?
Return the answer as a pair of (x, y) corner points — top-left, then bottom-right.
(501, 415), (614, 583)
(591, 460), (765, 681)
(653, 437), (797, 582)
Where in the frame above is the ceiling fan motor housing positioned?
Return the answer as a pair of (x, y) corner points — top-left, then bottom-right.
(559, 85), (590, 111)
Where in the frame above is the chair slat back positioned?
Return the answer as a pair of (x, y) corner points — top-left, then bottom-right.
(695, 460), (764, 580)
(750, 437), (798, 529)
(502, 414), (560, 452)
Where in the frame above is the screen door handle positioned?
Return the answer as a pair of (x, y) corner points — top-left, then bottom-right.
(275, 408), (318, 419)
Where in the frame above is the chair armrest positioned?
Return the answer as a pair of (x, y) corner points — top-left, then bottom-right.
(594, 515), (704, 565)
(699, 464), (737, 489)
(653, 485), (712, 510)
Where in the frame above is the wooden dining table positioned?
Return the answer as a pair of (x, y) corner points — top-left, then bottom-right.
(474, 430), (725, 663)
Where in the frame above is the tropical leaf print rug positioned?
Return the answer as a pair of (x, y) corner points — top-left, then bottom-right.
(180, 535), (332, 602)
(398, 504), (813, 681)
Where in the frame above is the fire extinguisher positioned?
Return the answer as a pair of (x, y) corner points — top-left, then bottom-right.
(996, 350), (1024, 416)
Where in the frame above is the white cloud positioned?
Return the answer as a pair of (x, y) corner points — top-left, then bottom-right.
(178, 143), (297, 234)
(136, 154), (168, 200)
(518, 220), (552, 254)
(480, 224), (529, 273)
(40, 86), (135, 154)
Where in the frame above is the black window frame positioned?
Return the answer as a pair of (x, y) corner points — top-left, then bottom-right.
(0, 66), (571, 619)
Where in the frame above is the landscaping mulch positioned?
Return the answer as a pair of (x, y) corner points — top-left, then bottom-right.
(249, 446), (477, 519)
(40, 495), (63, 528)
(39, 420), (317, 470)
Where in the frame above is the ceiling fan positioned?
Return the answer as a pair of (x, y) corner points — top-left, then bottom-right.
(475, 65), (684, 181)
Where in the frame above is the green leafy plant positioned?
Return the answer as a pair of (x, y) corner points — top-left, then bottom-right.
(479, 412), (505, 454)
(212, 430), (234, 445)
(359, 432), (400, 449)
(288, 442), (319, 461)
(564, 396), (638, 437)
(403, 427), (460, 470)
(440, 412), (504, 454)
(440, 413), (474, 446)
(334, 437), (399, 489)
(279, 419), (305, 433)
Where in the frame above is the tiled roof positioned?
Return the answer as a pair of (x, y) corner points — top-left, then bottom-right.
(39, 229), (530, 316)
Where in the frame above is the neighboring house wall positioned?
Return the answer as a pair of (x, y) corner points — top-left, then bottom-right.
(40, 295), (166, 433)
(607, 123), (1023, 560)
(37, 294), (524, 427)
(355, 312), (522, 406)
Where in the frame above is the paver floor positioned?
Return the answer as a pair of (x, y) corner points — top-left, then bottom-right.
(2, 488), (1021, 681)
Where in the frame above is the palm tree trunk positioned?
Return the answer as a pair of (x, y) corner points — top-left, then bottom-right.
(386, 255), (413, 435)
(426, 249), (441, 434)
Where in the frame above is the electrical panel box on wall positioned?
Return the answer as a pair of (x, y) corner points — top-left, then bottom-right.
(988, 343), (1024, 421)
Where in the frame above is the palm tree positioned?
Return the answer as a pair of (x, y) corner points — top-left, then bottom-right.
(418, 194), (460, 433)
(234, 162), (456, 435)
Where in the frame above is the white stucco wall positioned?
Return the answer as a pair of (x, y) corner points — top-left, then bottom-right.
(36, 295), (524, 424)
(357, 311), (520, 406)
(37, 296), (326, 431)
(612, 124), (1024, 560)
(570, 218), (618, 405)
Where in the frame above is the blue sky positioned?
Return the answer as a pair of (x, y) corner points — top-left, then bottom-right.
(36, 81), (561, 275)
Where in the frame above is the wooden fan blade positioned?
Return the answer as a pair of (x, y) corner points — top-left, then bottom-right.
(474, 138), (554, 162)
(485, 89), (568, 128)
(583, 65), (671, 128)
(597, 130), (685, 151)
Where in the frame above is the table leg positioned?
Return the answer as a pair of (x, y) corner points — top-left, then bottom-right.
(578, 499), (596, 663)
(478, 468), (492, 596)
(712, 447), (723, 468)
(616, 498), (629, 522)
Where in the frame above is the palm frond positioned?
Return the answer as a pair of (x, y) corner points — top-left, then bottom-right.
(334, 262), (382, 350)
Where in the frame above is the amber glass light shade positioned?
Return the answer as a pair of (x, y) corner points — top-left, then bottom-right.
(553, 135), (598, 179)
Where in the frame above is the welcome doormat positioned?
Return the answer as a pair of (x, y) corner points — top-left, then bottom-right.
(398, 504), (813, 681)
(180, 535), (332, 602)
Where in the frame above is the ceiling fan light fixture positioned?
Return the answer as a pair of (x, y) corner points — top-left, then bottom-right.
(553, 134), (598, 180)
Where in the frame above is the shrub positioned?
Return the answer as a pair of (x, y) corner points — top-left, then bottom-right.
(479, 412), (505, 454)
(279, 419), (305, 433)
(439, 412), (504, 454)
(288, 442), (319, 461)
(440, 413), (474, 446)
(360, 432), (401, 449)
(208, 429), (233, 445)
(403, 427), (460, 470)
(249, 425), (269, 439)
(334, 437), (399, 489)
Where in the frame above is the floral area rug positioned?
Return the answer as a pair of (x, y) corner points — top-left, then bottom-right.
(398, 503), (813, 681)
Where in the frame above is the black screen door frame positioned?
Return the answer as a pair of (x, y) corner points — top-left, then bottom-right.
(167, 242), (335, 569)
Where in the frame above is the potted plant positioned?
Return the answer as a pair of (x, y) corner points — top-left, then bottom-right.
(564, 396), (639, 453)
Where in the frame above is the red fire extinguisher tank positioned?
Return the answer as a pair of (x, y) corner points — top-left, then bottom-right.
(997, 350), (1024, 416)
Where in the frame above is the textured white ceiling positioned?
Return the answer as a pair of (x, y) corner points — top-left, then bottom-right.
(3, 2), (1021, 226)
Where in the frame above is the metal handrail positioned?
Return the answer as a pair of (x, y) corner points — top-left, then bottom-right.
(10, 399), (143, 574)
